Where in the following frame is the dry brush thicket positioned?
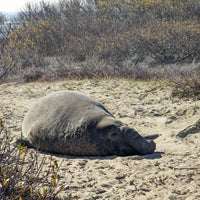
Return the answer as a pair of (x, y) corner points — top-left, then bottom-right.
(0, 0), (200, 93)
(0, 0), (200, 80)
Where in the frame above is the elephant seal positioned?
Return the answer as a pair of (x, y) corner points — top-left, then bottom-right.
(20, 90), (157, 156)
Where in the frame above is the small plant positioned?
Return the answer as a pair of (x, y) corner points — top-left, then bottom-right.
(171, 78), (200, 99)
(0, 118), (64, 200)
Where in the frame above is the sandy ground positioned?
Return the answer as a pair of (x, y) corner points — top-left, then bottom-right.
(0, 79), (200, 199)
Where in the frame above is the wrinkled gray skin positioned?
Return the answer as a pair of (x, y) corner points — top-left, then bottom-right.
(21, 90), (156, 156)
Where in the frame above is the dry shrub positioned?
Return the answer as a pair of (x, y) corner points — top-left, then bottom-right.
(8, 0), (200, 65)
(0, 0), (200, 82)
(142, 20), (200, 64)
(22, 68), (44, 82)
(172, 77), (200, 99)
(0, 121), (64, 200)
(171, 63), (200, 99)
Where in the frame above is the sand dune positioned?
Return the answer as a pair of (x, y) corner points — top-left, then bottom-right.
(0, 79), (200, 199)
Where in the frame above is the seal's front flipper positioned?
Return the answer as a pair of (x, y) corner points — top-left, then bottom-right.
(15, 138), (33, 148)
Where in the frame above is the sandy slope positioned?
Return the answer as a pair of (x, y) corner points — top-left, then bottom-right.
(0, 79), (200, 199)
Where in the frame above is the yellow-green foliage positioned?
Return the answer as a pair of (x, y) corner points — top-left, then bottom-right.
(97, 0), (196, 11)
(6, 19), (55, 56)
(4, 0), (199, 64)
(137, 20), (200, 46)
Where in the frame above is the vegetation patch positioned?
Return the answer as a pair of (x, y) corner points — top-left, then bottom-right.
(172, 77), (200, 99)
(0, 0), (199, 98)
(0, 120), (64, 200)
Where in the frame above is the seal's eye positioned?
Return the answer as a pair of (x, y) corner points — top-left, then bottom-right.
(98, 125), (120, 141)
(109, 132), (119, 140)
